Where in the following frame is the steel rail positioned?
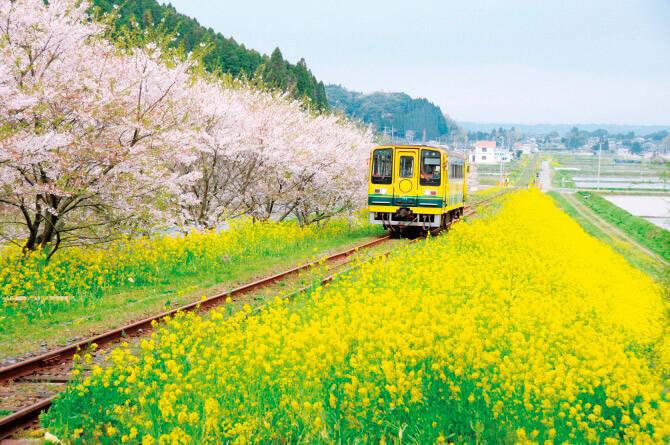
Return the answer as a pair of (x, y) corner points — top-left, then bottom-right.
(0, 397), (56, 441)
(0, 235), (390, 385)
(0, 234), (391, 440)
(0, 195), (498, 440)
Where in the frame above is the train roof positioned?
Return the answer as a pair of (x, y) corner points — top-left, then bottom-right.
(372, 145), (466, 161)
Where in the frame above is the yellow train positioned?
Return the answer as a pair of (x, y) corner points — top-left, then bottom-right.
(368, 145), (466, 234)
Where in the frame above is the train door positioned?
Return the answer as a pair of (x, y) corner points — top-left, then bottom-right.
(369, 147), (394, 206)
(394, 149), (418, 206)
(446, 157), (458, 207)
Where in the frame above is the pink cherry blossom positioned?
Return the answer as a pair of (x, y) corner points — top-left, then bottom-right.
(0, 0), (373, 255)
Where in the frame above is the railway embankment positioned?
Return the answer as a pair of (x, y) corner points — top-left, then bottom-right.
(36, 190), (670, 444)
(1, 199), (492, 441)
(549, 192), (668, 282)
(0, 219), (385, 361)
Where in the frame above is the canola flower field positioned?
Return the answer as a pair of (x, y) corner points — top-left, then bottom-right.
(43, 190), (669, 444)
(466, 187), (504, 203)
(0, 217), (380, 333)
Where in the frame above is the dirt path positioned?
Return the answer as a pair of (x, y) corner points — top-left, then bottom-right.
(539, 160), (552, 192)
(562, 192), (669, 267)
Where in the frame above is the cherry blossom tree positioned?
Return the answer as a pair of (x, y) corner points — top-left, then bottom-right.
(290, 115), (372, 225)
(0, 0), (374, 256)
(173, 77), (254, 228)
(176, 79), (373, 228)
(238, 93), (372, 225)
(0, 0), (199, 254)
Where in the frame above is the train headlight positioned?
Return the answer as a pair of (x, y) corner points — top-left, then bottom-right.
(423, 190), (437, 196)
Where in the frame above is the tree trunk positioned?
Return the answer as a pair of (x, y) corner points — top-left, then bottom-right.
(21, 206), (60, 255)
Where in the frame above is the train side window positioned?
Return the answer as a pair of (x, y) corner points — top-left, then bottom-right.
(399, 156), (414, 178)
(420, 149), (441, 186)
(371, 148), (392, 184)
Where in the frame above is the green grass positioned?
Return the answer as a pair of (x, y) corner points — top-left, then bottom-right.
(477, 176), (499, 185)
(0, 221), (385, 358)
(547, 193), (600, 233)
(475, 156), (539, 187)
(512, 153), (540, 187)
(547, 192), (666, 282)
(575, 192), (670, 262)
(41, 190), (667, 444)
(551, 169), (576, 188)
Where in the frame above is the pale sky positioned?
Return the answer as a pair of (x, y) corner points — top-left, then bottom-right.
(168, 0), (670, 125)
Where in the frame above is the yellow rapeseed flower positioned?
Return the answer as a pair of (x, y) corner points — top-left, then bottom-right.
(42, 190), (669, 444)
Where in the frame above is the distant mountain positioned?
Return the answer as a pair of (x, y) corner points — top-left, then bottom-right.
(91, 0), (329, 110)
(326, 85), (457, 140)
(458, 122), (670, 136)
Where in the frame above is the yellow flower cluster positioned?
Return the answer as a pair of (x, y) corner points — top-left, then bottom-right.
(43, 190), (669, 444)
(468, 186), (504, 201)
(0, 218), (378, 329)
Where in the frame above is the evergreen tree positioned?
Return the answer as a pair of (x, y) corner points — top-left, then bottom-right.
(325, 85), (457, 139)
(90, 0), (328, 110)
(258, 48), (289, 91)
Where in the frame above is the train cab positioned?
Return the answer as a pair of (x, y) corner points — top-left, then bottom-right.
(368, 145), (466, 233)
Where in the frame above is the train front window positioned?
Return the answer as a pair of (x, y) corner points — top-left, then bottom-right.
(399, 156), (414, 178)
(420, 149), (441, 186)
(371, 148), (392, 184)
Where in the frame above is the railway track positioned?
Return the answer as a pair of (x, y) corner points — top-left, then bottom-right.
(0, 196), (496, 441)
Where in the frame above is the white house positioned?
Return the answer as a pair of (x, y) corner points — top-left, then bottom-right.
(469, 141), (511, 164)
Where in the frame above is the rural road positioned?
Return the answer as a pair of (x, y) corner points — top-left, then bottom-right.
(539, 160), (552, 192)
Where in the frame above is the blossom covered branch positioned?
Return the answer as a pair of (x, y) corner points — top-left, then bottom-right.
(0, 0), (372, 253)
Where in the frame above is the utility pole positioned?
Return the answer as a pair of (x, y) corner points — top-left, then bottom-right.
(597, 141), (602, 191)
(499, 136), (505, 186)
(499, 157), (503, 185)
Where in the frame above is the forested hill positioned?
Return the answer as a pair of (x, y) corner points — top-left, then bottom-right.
(326, 85), (457, 140)
(91, 0), (329, 110)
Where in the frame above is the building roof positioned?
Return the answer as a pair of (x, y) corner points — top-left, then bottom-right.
(474, 140), (496, 148)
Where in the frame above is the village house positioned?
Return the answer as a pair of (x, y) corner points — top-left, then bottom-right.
(469, 140), (511, 164)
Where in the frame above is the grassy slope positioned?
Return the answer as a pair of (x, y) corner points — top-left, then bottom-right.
(547, 192), (666, 282)
(575, 192), (670, 262)
(476, 159), (521, 186)
(0, 228), (386, 359)
(551, 169), (575, 188)
(513, 154), (540, 187)
(42, 190), (668, 444)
